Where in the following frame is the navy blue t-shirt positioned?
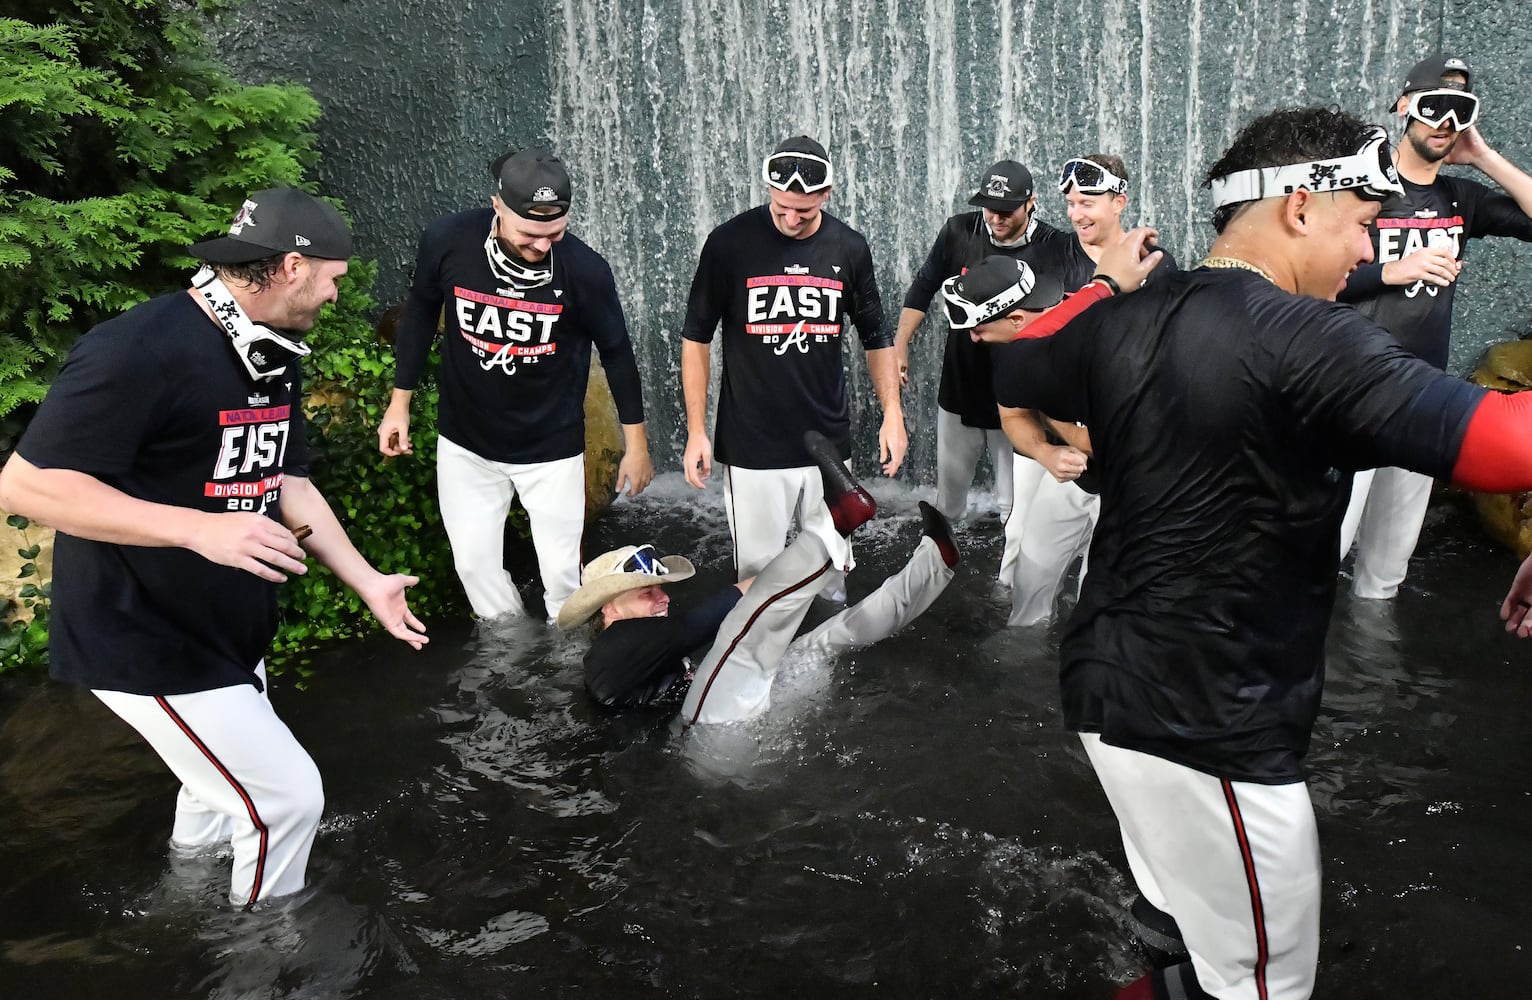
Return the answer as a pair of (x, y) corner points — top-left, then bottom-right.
(1340, 174), (1532, 369)
(18, 292), (309, 695)
(394, 208), (646, 463)
(583, 586), (743, 708)
(681, 206), (889, 468)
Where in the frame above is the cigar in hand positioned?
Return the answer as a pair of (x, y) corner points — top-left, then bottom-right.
(292, 524), (313, 542)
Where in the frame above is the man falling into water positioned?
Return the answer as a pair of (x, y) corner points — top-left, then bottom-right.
(378, 148), (653, 623)
(0, 189), (428, 906)
(1337, 54), (1532, 599)
(983, 105), (1532, 998)
(561, 433), (957, 725)
(681, 135), (906, 583)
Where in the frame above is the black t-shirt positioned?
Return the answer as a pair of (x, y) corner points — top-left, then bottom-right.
(995, 268), (1483, 782)
(902, 214), (1093, 428)
(680, 206), (890, 468)
(393, 208), (646, 463)
(583, 586), (743, 708)
(17, 293), (310, 695)
(1339, 174), (1532, 369)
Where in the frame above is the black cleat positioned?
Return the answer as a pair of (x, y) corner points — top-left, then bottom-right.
(805, 431), (876, 535)
(919, 501), (960, 568)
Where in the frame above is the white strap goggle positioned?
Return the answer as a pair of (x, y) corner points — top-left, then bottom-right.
(938, 261), (1038, 330)
(1209, 126), (1403, 209)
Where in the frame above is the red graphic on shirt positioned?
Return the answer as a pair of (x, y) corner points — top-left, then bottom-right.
(452, 286), (564, 375)
(743, 274), (846, 338)
(208, 406), (293, 512)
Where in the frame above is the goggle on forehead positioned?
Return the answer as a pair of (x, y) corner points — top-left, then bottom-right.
(762, 152), (834, 194)
(1057, 158), (1128, 196)
(1405, 89), (1479, 131)
(1208, 125), (1404, 209)
(938, 263), (1037, 330)
(621, 544), (669, 576)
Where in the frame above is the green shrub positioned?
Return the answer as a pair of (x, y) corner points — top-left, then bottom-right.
(1, 2), (327, 414)
(0, 514), (51, 672)
(271, 277), (463, 664)
(0, 2), (467, 673)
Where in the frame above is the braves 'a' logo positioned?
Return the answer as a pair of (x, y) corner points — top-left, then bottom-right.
(773, 321), (810, 356)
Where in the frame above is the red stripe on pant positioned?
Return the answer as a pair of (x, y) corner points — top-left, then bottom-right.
(684, 560), (833, 726)
(154, 696), (270, 906)
(1221, 780), (1270, 1000)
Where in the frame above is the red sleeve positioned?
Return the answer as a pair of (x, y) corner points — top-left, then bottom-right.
(1450, 390), (1532, 493)
(1011, 281), (1113, 341)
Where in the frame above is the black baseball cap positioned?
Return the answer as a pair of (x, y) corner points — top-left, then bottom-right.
(773, 134), (830, 161)
(939, 254), (1063, 330)
(1402, 54), (1473, 94)
(189, 188), (352, 263)
(968, 160), (1034, 211)
(489, 147), (572, 220)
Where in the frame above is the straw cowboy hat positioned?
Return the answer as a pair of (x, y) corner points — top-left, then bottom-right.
(555, 544), (695, 630)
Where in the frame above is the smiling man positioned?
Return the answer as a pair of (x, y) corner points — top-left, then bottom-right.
(1336, 54), (1532, 600)
(0, 188), (428, 906)
(378, 147), (652, 623)
(681, 135), (905, 583)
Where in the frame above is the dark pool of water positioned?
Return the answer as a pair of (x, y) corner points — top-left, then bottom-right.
(1, 477), (1529, 998)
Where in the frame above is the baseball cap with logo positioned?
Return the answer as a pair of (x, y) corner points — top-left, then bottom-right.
(968, 160), (1035, 212)
(1401, 53), (1473, 94)
(189, 188), (352, 263)
(490, 147), (572, 221)
(939, 254), (1063, 330)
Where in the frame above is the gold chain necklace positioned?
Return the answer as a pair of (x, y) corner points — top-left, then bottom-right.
(1199, 255), (1276, 284)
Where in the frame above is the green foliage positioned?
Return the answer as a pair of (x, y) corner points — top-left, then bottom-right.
(0, 1), (471, 674)
(0, 2), (322, 415)
(268, 274), (464, 664)
(0, 514), (52, 672)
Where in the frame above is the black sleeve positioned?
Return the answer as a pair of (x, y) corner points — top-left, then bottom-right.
(850, 235), (892, 350)
(901, 217), (961, 312)
(579, 251), (646, 425)
(1278, 304), (1479, 477)
(990, 309), (1098, 418)
(680, 230), (725, 344)
(392, 220), (447, 391)
(17, 323), (169, 476)
(1459, 176), (1532, 242)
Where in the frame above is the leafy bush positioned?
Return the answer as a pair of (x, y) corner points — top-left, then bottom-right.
(0, 514), (51, 672)
(0, 2), (467, 673)
(1, 3), (331, 413)
(272, 282), (463, 664)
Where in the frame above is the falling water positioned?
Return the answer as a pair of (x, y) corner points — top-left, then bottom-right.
(546, 1), (1449, 480)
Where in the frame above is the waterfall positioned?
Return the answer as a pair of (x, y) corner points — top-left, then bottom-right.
(544, 2), (1444, 481)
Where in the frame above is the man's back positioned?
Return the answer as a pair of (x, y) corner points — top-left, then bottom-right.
(1000, 267), (1480, 780)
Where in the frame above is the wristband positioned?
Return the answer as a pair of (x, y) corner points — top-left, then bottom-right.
(1090, 274), (1122, 296)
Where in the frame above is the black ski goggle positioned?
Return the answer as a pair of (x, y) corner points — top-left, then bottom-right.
(1057, 158), (1128, 196)
(762, 152), (834, 194)
(1405, 89), (1479, 131)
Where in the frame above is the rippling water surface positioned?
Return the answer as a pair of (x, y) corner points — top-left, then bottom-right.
(1, 476), (1528, 998)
